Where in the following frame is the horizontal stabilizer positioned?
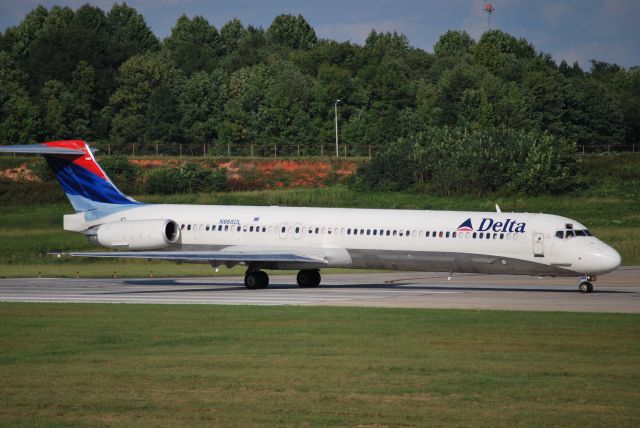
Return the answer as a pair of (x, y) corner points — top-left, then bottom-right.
(0, 144), (85, 155)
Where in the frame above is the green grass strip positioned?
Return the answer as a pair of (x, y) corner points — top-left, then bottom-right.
(1, 303), (638, 426)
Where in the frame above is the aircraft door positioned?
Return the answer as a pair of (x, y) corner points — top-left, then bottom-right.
(533, 233), (544, 257)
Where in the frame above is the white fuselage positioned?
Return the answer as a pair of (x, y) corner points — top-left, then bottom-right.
(65, 204), (622, 277)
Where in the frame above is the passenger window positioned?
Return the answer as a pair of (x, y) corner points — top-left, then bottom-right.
(315, 227), (320, 234)
(347, 228), (351, 235)
(328, 229), (332, 234)
(262, 227), (266, 232)
(439, 231), (443, 238)
(187, 225), (191, 231)
(281, 226), (286, 233)
(473, 232), (477, 239)
(224, 225), (229, 231)
(206, 225), (210, 231)
(393, 230), (397, 236)
(500, 233), (504, 239)
(367, 229), (371, 235)
(373, 230), (377, 236)
(237, 226), (241, 232)
(425, 231), (430, 237)
(386, 230), (390, 236)
(181, 224), (185, 230)
(445, 232), (450, 238)
(295, 227), (300, 234)
(249, 226), (254, 232)
(399, 231), (404, 237)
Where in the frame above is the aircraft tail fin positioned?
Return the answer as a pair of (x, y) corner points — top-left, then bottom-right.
(0, 140), (139, 212)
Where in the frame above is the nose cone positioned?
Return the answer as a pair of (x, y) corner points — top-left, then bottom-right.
(591, 244), (622, 274)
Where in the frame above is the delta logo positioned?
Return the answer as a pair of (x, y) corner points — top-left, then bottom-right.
(456, 218), (526, 233)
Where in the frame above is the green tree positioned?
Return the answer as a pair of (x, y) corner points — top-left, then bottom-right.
(107, 3), (159, 62)
(266, 14), (317, 50)
(0, 53), (38, 144)
(220, 18), (247, 53)
(179, 70), (227, 145)
(433, 30), (475, 57)
(108, 53), (183, 147)
(163, 15), (223, 75)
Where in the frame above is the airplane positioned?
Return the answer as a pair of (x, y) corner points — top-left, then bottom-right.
(0, 140), (621, 293)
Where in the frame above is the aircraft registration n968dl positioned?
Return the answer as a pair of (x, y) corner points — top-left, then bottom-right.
(0, 141), (621, 293)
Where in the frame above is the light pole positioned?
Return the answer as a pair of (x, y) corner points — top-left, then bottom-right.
(334, 99), (342, 157)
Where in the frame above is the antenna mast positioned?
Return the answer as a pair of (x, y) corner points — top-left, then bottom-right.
(483, 2), (495, 31)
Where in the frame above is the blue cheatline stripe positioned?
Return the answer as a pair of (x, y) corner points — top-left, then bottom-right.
(45, 156), (138, 211)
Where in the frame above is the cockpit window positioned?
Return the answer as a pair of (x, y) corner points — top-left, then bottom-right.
(556, 228), (593, 239)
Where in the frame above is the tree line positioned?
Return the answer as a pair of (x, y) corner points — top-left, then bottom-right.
(0, 3), (638, 156)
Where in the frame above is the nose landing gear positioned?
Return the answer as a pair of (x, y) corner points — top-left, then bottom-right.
(578, 274), (595, 293)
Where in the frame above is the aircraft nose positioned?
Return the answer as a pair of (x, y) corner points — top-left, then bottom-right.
(593, 244), (622, 274)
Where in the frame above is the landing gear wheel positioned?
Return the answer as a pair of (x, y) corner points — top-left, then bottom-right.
(297, 269), (321, 288)
(579, 281), (593, 293)
(245, 271), (269, 289)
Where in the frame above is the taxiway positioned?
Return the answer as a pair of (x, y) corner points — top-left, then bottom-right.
(0, 268), (638, 312)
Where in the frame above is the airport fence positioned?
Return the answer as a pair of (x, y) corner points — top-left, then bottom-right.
(86, 142), (639, 159)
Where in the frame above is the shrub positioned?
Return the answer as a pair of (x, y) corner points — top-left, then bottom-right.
(145, 163), (227, 194)
(354, 127), (577, 196)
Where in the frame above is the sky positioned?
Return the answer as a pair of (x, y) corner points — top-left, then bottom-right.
(1, 0), (639, 70)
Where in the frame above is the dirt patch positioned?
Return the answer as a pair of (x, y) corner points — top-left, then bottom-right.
(1, 158), (360, 190)
(0, 164), (39, 182)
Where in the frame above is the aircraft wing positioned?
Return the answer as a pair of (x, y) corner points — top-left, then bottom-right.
(69, 250), (325, 264)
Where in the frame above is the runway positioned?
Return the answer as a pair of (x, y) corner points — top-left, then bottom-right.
(0, 268), (638, 312)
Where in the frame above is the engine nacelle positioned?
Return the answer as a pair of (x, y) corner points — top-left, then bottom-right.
(90, 219), (180, 250)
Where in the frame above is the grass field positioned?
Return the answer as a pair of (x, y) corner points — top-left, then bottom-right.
(0, 303), (638, 426)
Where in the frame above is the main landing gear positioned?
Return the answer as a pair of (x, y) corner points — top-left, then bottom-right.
(243, 268), (323, 289)
(578, 274), (595, 293)
(244, 268), (269, 289)
(296, 269), (321, 288)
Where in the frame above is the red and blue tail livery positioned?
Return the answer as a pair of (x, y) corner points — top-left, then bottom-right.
(0, 140), (138, 212)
